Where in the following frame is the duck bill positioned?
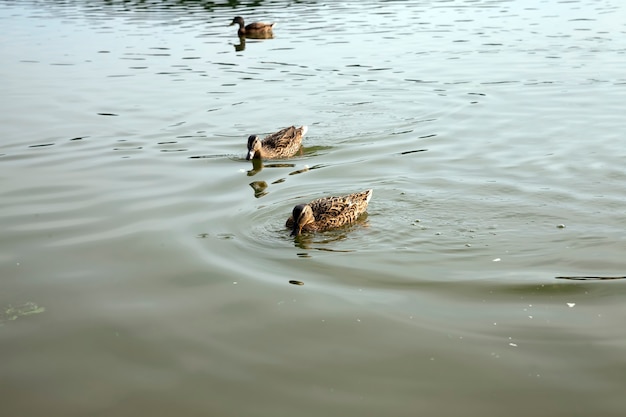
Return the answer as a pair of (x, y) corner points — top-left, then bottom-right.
(290, 225), (301, 236)
(245, 150), (255, 160)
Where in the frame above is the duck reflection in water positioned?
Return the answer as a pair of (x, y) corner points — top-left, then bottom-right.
(233, 36), (246, 52)
(249, 181), (268, 198)
(292, 231), (359, 251)
(246, 158), (264, 176)
(246, 159), (296, 177)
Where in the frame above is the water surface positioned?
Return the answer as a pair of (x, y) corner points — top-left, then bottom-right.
(1, 1), (626, 416)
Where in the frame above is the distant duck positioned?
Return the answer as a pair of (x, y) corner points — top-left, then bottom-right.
(286, 189), (373, 236)
(230, 16), (275, 38)
(246, 125), (308, 160)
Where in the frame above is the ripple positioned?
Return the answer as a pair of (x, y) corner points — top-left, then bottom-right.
(3, 1), (626, 416)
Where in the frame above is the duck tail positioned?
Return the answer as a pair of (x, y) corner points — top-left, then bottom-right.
(299, 125), (308, 137)
(365, 189), (373, 203)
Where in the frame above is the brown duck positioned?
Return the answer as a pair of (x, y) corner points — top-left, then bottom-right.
(246, 125), (308, 160)
(286, 189), (373, 236)
(230, 16), (275, 38)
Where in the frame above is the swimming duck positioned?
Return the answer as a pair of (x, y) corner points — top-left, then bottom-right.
(230, 16), (275, 38)
(286, 189), (373, 236)
(246, 125), (308, 160)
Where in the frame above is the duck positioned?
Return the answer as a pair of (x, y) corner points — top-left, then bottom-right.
(286, 189), (373, 236)
(246, 125), (308, 160)
(230, 16), (275, 38)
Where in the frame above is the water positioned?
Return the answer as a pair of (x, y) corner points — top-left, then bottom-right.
(1, 0), (626, 415)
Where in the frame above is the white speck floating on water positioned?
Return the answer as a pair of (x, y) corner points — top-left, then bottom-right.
(493, 258), (501, 262)
(567, 302), (575, 308)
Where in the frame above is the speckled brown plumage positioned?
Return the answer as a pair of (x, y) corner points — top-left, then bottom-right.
(230, 16), (275, 38)
(246, 125), (307, 160)
(286, 189), (373, 236)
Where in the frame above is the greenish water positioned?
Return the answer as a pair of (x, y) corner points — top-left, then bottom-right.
(1, 1), (626, 416)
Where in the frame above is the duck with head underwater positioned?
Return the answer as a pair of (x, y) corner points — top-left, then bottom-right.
(286, 189), (373, 236)
(230, 16), (275, 38)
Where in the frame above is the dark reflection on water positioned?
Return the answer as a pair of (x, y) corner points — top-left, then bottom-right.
(399, 148), (427, 155)
(244, 159), (324, 195)
(28, 143), (55, 148)
(233, 36), (246, 51)
(246, 158), (264, 176)
(265, 163), (297, 169)
(42, 0), (300, 12)
(249, 180), (268, 197)
(556, 276), (626, 281)
(291, 215), (370, 251)
(293, 232), (352, 250)
(246, 160), (297, 176)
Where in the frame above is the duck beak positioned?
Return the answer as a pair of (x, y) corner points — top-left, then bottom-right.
(246, 150), (255, 160)
(290, 225), (301, 236)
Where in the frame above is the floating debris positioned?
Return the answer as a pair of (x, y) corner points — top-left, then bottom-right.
(289, 280), (304, 286)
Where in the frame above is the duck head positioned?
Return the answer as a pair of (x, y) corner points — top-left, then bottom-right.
(230, 16), (244, 27)
(291, 204), (315, 236)
(246, 135), (262, 160)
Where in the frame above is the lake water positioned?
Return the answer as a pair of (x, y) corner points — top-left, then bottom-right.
(1, 0), (626, 415)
